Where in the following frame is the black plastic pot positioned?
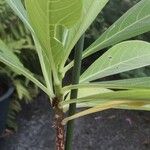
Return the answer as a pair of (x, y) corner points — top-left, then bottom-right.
(0, 78), (14, 135)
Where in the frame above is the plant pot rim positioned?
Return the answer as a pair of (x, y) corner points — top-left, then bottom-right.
(0, 85), (14, 103)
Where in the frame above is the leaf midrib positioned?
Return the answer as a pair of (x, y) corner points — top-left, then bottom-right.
(84, 14), (150, 58)
(81, 53), (150, 82)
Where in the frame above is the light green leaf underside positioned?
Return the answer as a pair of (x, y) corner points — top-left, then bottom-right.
(6, 0), (53, 96)
(93, 77), (150, 89)
(114, 103), (150, 111)
(83, 0), (150, 58)
(63, 87), (112, 112)
(25, 0), (82, 67)
(62, 88), (150, 121)
(65, 87), (112, 100)
(62, 100), (150, 124)
(61, 0), (109, 69)
(77, 87), (112, 99)
(76, 101), (150, 111)
(0, 40), (48, 95)
(61, 101), (123, 124)
(80, 41), (150, 83)
(63, 77), (150, 112)
(63, 77), (150, 92)
(61, 89), (150, 106)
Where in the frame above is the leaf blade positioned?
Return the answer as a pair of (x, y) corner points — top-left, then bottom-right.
(6, 0), (54, 95)
(61, 89), (150, 107)
(61, 0), (109, 70)
(83, 0), (150, 58)
(62, 100), (150, 124)
(25, 0), (82, 68)
(80, 41), (150, 83)
(63, 77), (150, 92)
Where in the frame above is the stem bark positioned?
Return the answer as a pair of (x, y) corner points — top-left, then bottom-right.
(53, 97), (65, 150)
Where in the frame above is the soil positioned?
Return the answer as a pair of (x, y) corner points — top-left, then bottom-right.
(0, 93), (149, 150)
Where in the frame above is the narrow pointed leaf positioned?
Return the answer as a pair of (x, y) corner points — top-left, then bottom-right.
(62, 101), (126, 124)
(81, 41), (150, 83)
(62, 89), (150, 106)
(77, 87), (112, 98)
(114, 102), (150, 111)
(65, 87), (112, 100)
(64, 77), (150, 92)
(83, 0), (150, 58)
(76, 101), (150, 111)
(62, 100), (150, 124)
(93, 77), (150, 89)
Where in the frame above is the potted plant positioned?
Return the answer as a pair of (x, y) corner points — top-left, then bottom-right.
(0, 74), (14, 136)
(0, 0), (150, 149)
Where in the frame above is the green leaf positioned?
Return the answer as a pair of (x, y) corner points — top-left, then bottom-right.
(77, 87), (112, 98)
(62, 101), (127, 124)
(61, 89), (150, 118)
(80, 41), (150, 83)
(63, 87), (112, 112)
(25, 0), (82, 68)
(61, 0), (109, 70)
(63, 77), (150, 92)
(76, 100), (150, 111)
(93, 77), (150, 89)
(83, 0), (150, 58)
(62, 100), (150, 124)
(62, 88), (150, 122)
(114, 102), (150, 111)
(62, 89), (150, 106)
(64, 86), (112, 100)
(0, 39), (48, 95)
(6, 0), (54, 96)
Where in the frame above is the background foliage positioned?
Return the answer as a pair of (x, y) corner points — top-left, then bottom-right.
(0, 0), (39, 131)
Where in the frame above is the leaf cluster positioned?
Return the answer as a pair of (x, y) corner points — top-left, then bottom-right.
(2, 0), (150, 124)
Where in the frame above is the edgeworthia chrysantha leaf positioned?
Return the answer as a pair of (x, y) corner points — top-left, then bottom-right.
(76, 100), (150, 111)
(64, 87), (112, 100)
(62, 101), (150, 125)
(91, 77), (150, 89)
(83, 0), (150, 58)
(60, 0), (109, 71)
(80, 41), (150, 83)
(61, 89), (150, 119)
(6, 0), (54, 96)
(25, 0), (82, 69)
(63, 77), (150, 92)
(63, 87), (112, 112)
(62, 100), (150, 124)
(63, 89), (150, 105)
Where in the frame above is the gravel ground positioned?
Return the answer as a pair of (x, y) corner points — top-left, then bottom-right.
(0, 93), (150, 150)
